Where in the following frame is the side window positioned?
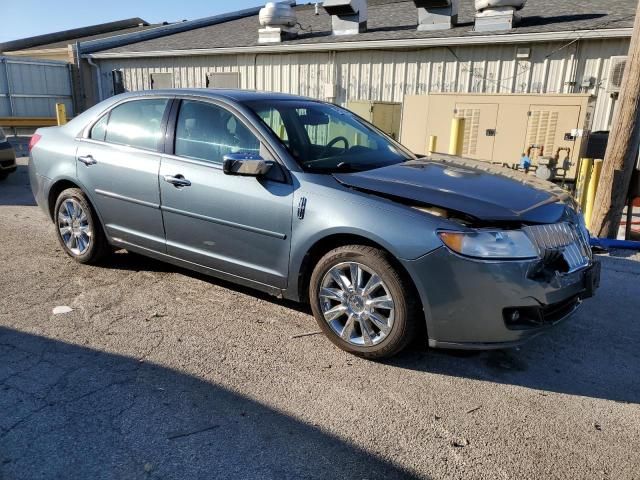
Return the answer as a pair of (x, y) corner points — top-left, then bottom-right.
(104, 99), (169, 151)
(256, 108), (289, 143)
(175, 100), (260, 164)
(90, 113), (109, 142)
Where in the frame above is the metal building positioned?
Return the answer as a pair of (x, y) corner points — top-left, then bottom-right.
(81, 0), (635, 132)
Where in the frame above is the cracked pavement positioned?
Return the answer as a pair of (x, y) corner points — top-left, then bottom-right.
(1, 160), (640, 479)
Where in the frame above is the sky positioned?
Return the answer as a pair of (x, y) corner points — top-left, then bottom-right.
(0, 0), (269, 43)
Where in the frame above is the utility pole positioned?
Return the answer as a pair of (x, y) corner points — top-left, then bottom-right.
(591, 0), (640, 238)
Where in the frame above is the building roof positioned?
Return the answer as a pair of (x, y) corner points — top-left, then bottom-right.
(95, 0), (636, 56)
(18, 24), (163, 51)
(0, 18), (151, 53)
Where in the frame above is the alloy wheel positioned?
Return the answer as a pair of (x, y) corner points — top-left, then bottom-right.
(57, 199), (92, 256)
(319, 262), (395, 346)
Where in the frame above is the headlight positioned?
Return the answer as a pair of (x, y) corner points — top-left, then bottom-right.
(438, 230), (539, 259)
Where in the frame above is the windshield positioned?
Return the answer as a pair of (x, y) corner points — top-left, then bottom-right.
(245, 100), (414, 173)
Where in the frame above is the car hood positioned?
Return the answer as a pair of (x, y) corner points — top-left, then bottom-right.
(333, 155), (572, 224)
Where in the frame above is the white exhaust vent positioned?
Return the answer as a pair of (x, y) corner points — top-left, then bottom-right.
(474, 0), (527, 32)
(258, 2), (298, 44)
(413, 0), (459, 31)
(323, 0), (368, 36)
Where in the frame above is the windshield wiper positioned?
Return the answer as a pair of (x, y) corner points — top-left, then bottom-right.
(304, 161), (362, 173)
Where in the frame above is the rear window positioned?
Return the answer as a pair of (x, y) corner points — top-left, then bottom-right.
(104, 99), (169, 151)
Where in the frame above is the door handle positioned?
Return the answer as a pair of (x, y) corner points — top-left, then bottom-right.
(163, 174), (191, 188)
(78, 155), (97, 166)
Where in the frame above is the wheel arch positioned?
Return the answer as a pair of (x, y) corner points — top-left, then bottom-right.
(294, 233), (424, 317)
(47, 178), (81, 220)
(47, 178), (109, 241)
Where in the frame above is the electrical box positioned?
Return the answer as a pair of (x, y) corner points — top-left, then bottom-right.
(400, 93), (595, 181)
(347, 100), (402, 140)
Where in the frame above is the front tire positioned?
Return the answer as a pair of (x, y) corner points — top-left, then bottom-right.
(309, 245), (419, 359)
(54, 188), (109, 264)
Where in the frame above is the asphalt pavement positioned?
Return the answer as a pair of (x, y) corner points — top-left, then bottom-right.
(1, 160), (639, 479)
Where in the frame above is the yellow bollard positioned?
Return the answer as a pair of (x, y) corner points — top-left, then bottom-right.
(448, 118), (465, 156)
(584, 159), (603, 230)
(428, 135), (437, 156)
(55, 103), (67, 126)
(576, 158), (593, 211)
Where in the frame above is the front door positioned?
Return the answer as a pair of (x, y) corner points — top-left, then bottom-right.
(159, 99), (294, 288)
(77, 98), (171, 251)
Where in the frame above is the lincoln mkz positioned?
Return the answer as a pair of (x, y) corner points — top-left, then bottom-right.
(28, 90), (600, 358)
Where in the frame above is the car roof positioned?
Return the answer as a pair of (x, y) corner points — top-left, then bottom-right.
(116, 88), (319, 104)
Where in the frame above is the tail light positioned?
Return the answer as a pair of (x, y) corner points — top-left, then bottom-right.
(28, 134), (42, 153)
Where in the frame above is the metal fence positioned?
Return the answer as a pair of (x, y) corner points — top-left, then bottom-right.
(0, 56), (74, 118)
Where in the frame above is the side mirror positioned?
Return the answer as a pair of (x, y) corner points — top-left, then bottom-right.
(222, 152), (274, 177)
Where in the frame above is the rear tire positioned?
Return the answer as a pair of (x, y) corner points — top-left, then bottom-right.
(54, 188), (109, 265)
(309, 245), (419, 360)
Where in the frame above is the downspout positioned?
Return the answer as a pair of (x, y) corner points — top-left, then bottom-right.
(86, 56), (103, 102)
(74, 41), (85, 113)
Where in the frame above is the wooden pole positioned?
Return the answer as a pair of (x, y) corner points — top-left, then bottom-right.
(590, 1), (640, 237)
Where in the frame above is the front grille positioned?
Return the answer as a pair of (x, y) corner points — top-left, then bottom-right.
(523, 222), (591, 272)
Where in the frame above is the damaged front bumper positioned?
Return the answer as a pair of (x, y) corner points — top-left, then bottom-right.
(403, 247), (600, 350)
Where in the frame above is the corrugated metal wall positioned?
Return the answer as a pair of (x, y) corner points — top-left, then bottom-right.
(0, 56), (74, 117)
(95, 37), (629, 131)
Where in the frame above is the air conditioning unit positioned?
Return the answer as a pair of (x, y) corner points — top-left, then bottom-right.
(607, 56), (627, 94)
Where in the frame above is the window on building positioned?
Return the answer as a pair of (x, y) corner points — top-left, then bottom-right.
(174, 100), (260, 164)
(104, 99), (169, 151)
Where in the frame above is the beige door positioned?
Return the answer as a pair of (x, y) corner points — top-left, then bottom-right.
(454, 103), (499, 161)
(524, 105), (581, 172)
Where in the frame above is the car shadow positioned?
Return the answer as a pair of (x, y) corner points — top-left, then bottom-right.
(0, 162), (36, 207)
(102, 251), (640, 405)
(105, 250), (312, 315)
(0, 327), (422, 479)
(385, 256), (640, 405)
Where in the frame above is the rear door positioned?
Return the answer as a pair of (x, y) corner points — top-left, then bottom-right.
(159, 99), (294, 288)
(76, 97), (171, 251)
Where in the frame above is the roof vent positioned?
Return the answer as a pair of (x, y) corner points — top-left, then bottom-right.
(474, 0), (527, 32)
(323, 0), (368, 36)
(258, 2), (298, 43)
(413, 0), (459, 31)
